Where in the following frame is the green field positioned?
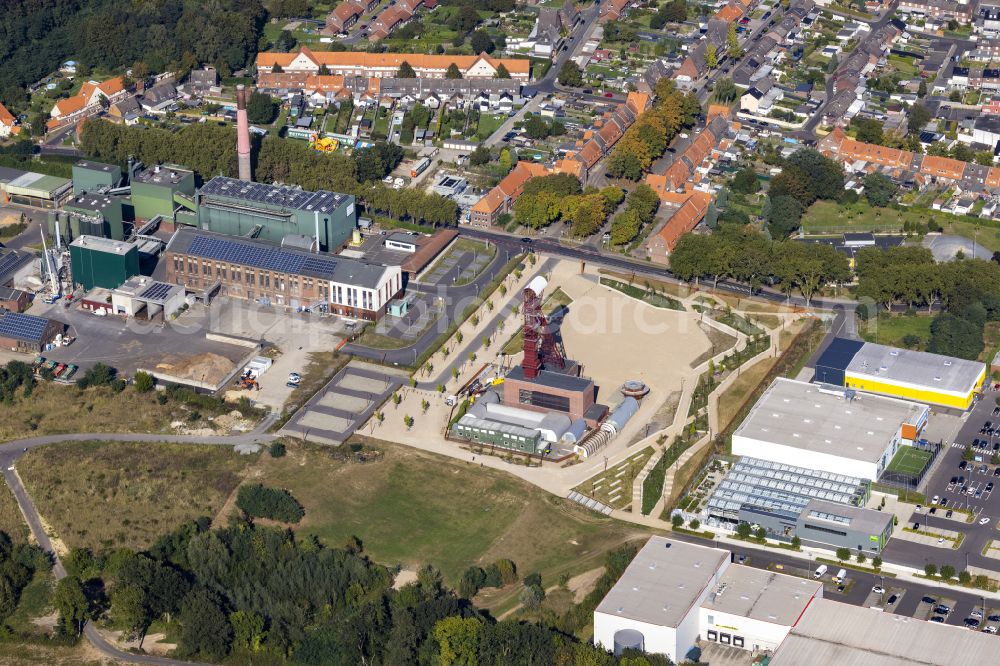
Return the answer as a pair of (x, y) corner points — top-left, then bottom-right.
(249, 438), (645, 598)
(800, 200), (926, 234)
(19, 441), (252, 551)
(859, 313), (933, 350)
(887, 446), (933, 476)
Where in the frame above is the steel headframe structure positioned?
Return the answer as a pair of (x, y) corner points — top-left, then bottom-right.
(521, 283), (566, 379)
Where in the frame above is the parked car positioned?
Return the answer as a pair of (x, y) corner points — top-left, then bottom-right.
(980, 517), (991, 525)
(931, 616), (945, 623)
(872, 585), (885, 595)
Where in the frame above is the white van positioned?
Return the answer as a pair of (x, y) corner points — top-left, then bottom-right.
(833, 569), (847, 584)
(814, 564), (828, 579)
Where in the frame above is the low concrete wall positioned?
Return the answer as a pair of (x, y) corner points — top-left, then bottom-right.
(206, 331), (261, 348)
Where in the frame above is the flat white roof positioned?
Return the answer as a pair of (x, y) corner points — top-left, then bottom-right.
(734, 378), (926, 465)
(847, 342), (985, 395)
(595, 537), (729, 629)
(700, 566), (821, 627)
(771, 598), (999, 665)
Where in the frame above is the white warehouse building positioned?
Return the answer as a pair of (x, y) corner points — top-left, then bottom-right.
(593, 537), (822, 662)
(731, 378), (928, 481)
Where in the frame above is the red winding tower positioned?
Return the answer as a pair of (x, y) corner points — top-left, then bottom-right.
(521, 276), (565, 379)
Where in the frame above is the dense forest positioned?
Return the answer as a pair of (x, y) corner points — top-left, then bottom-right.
(46, 520), (673, 665)
(78, 120), (460, 226)
(0, 0), (267, 110)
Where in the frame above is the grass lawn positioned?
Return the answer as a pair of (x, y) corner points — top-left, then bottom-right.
(249, 437), (645, 597)
(502, 287), (573, 354)
(475, 113), (506, 141)
(887, 446), (933, 476)
(858, 312), (933, 349)
(716, 354), (780, 434)
(0, 382), (216, 442)
(18, 441), (253, 552)
(887, 54), (919, 77)
(0, 480), (28, 543)
(0, 642), (109, 665)
(800, 200), (925, 234)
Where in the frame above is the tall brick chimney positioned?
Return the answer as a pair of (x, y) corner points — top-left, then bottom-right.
(236, 85), (252, 182)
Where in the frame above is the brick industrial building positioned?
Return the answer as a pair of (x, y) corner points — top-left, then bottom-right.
(165, 228), (402, 320)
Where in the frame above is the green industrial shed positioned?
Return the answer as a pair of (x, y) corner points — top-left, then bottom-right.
(131, 164), (196, 223)
(72, 160), (122, 195)
(69, 236), (140, 291)
(196, 177), (356, 252)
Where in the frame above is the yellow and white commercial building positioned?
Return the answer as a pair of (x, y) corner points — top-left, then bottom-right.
(814, 338), (985, 411)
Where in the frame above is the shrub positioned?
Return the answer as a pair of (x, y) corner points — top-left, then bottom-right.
(268, 441), (286, 458)
(133, 371), (155, 393)
(236, 484), (304, 523)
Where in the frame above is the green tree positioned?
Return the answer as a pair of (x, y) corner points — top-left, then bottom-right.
(727, 23), (742, 59)
(790, 535), (801, 549)
(397, 61), (416, 78)
(230, 610), (266, 652)
(853, 117), (883, 144)
(446, 63), (463, 79)
(959, 570), (973, 585)
(53, 576), (89, 637)
(862, 172), (897, 207)
(111, 584), (149, 642)
(671, 513), (684, 528)
(755, 526), (766, 540)
(245, 92), (277, 124)
(924, 563), (938, 577)
(836, 547), (851, 562)
(908, 103), (931, 133)
(731, 166), (760, 194)
(558, 60), (584, 87)
(133, 371), (154, 392)
(524, 115), (552, 139)
(939, 564), (956, 579)
(434, 616), (482, 666)
(494, 63), (510, 79)
(706, 43), (718, 69)
(918, 79), (927, 97)
(176, 588), (232, 661)
(765, 195), (804, 238)
(470, 30), (494, 54)
(499, 148), (513, 173)
(736, 522), (752, 538)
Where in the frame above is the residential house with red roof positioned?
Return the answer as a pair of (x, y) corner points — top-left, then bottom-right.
(256, 48), (531, 81)
(0, 103), (20, 138)
(47, 77), (128, 131)
(470, 162), (551, 226)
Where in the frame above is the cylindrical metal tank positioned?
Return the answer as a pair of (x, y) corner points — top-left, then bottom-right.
(561, 419), (588, 444)
(601, 397), (639, 435)
(613, 629), (644, 656)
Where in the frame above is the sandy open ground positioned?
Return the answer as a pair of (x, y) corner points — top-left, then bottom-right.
(371, 259), (718, 494)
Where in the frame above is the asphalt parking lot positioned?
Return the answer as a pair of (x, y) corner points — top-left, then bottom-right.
(881, 392), (1000, 575)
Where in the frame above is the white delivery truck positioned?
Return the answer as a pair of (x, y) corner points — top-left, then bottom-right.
(814, 564), (828, 579)
(833, 569), (847, 584)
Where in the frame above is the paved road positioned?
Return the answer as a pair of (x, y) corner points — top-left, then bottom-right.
(457, 225), (856, 311)
(342, 235), (524, 365)
(668, 530), (999, 630)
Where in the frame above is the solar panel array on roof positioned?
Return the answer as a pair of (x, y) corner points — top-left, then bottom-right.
(706, 457), (868, 523)
(0, 311), (50, 343)
(0, 251), (26, 278)
(199, 177), (347, 214)
(138, 282), (175, 302)
(187, 234), (340, 279)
